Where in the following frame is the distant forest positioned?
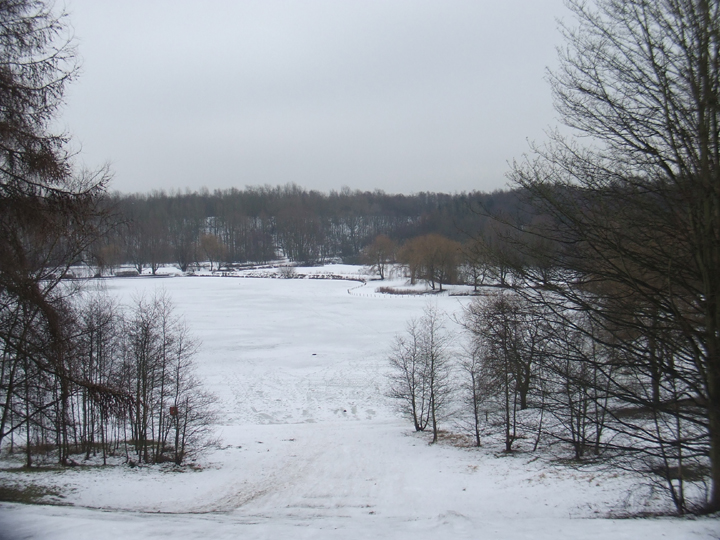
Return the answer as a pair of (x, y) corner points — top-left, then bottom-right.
(94, 184), (532, 273)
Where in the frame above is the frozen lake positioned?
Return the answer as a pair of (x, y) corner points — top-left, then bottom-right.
(0, 272), (716, 539)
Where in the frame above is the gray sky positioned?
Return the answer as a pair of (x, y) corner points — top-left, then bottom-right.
(62, 0), (567, 195)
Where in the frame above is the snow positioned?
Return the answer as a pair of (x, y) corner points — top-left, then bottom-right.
(1, 273), (717, 539)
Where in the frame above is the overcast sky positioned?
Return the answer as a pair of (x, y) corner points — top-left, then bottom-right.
(61, 0), (568, 195)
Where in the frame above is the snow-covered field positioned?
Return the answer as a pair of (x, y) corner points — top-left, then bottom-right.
(1, 267), (717, 539)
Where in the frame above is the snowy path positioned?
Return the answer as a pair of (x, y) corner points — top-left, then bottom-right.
(1, 273), (717, 539)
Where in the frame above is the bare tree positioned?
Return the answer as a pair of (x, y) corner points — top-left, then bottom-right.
(462, 291), (548, 452)
(122, 290), (214, 465)
(388, 318), (431, 432)
(398, 235), (462, 292)
(199, 234), (227, 272)
(388, 304), (452, 443)
(361, 234), (397, 280)
(460, 238), (491, 292)
(169, 216), (200, 273)
(537, 309), (612, 461)
(164, 332), (217, 465)
(458, 341), (487, 447)
(509, 0), (720, 512)
(0, 0), (114, 465)
(72, 289), (124, 464)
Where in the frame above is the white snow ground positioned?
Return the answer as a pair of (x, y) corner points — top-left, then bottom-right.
(1, 268), (718, 539)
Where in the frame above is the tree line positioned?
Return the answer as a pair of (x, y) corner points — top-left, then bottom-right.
(89, 185), (532, 274)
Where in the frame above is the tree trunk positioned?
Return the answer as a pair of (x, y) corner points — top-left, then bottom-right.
(706, 345), (720, 512)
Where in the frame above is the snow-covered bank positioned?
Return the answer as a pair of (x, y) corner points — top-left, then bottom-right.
(0, 276), (717, 539)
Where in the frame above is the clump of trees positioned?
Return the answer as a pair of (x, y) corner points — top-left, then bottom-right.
(121, 291), (216, 465)
(398, 235), (462, 292)
(0, 0), (215, 468)
(389, 288), (711, 514)
(0, 288), (216, 467)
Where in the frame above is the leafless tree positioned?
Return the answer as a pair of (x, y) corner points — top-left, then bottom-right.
(458, 341), (487, 447)
(460, 238), (492, 292)
(536, 309), (613, 460)
(199, 234), (227, 272)
(72, 289), (124, 464)
(122, 290), (214, 465)
(509, 0), (720, 512)
(388, 318), (430, 433)
(398, 235), (462, 291)
(462, 291), (549, 452)
(388, 304), (453, 442)
(0, 0), (114, 465)
(361, 234), (397, 280)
